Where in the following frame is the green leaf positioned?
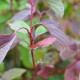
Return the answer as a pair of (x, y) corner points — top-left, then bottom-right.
(0, 1), (9, 12)
(20, 41), (29, 48)
(63, 1), (72, 18)
(0, 63), (5, 77)
(48, 73), (64, 80)
(0, 13), (11, 23)
(18, 46), (33, 68)
(1, 68), (26, 80)
(9, 21), (30, 34)
(16, 32), (30, 47)
(46, 0), (64, 17)
(35, 26), (47, 36)
(26, 71), (32, 79)
(34, 50), (44, 63)
(0, 63), (4, 72)
(19, 0), (27, 10)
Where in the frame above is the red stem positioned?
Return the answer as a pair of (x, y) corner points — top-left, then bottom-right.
(35, 10), (42, 21)
(18, 27), (30, 45)
(19, 27), (30, 34)
(30, 0), (37, 74)
(53, 57), (80, 75)
(31, 49), (37, 73)
(30, 0), (33, 32)
(10, 0), (13, 16)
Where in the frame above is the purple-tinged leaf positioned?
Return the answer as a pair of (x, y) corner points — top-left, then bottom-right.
(0, 28), (29, 64)
(34, 19), (70, 59)
(61, 37), (77, 60)
(60, 47), (76, 60)
(60, 20), (70, 31)
(11, 10), (35, 22)
(70, 20), (80, 37)
(0, 31), (17, 64)
(64, 61), (80, 80)
(30, 38), (56, 49)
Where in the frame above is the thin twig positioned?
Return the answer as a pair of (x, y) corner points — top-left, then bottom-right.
(53, 57), (80, 75)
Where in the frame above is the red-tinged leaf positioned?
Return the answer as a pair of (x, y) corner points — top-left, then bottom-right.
(37, 66), (56, 79)
(34, 19), (70, 59)
(11, 10), (35, 22)
(30, 38), (56, 49)
(26, 0), (39, 8)
(64, 61), (80, 80)
(70, 20), (80, 37)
